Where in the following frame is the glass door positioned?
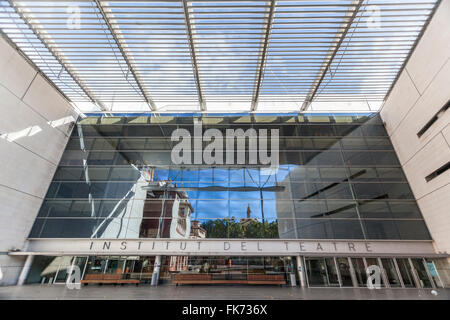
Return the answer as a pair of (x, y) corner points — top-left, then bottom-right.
(85, 257), (107, 276)
(305, 257), (339, 287)
(351, 258), (367, 287)
(324, 258), (340, 287)
(425, 259), (444, 288)
(380, 258), (402, 288)
(396, 258), (416, 288)
(411, 258), (433, 288)
(336, 257), (354, 287)
(123, 259), (136, 280)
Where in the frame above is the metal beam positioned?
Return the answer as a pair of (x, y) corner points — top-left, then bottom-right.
(251, 0), (276, 112)
(93, 0), (156, 111)
(300, 0), (364, 111)
(182, 0), (205, 111)
(383, 0), (442, 103)
(6, 0), (106, 111)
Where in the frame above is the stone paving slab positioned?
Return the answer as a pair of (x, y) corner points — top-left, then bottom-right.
(0, 285), (449, 300)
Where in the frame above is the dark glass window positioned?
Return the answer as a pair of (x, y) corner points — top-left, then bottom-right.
(295, 219), (333, 239)
(396, 220), (431, 240)
(362, 220), (400, 240)
(294, 200), (327, 218)
(331, 220), (364, 239)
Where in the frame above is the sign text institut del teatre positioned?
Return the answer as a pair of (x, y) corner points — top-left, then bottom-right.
(21, 239), (436, 256)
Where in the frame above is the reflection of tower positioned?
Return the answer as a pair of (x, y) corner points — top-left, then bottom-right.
(240, 204), (257, 227)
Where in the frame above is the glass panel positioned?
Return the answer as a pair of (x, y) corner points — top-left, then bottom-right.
(305, 258), (328, 287)
(336, 258), (353, 287)
(363, 220), (400, 240)
(168, 256), (289, 284)
(295, 219), (333, 239)
(426, 259), (448, 288)
(330, 220), (364, 239)
(396, 258), (416, 288)
(54, 256), (74, 283)
(105, 258), (125, 275)
(381, 258), (402, 288)
(53, 167), (84, 181)
(324, 258), (340, 287)
(396, 220), (431, 240)
(365, 258), (385, 287)
(133, 257), (155, 283)
(351, 258), (367, 287)
(85, 257), (107, 275)
(73, 256), (88, 279)
(29, 115), (431, 242)
(411, 258), (433, 288)
(26, 256), (60, 284)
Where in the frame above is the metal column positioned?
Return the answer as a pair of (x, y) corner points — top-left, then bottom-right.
(17, 255), (34, 286)
(151, 255), (162, 286)
(296, 256), (306, 288)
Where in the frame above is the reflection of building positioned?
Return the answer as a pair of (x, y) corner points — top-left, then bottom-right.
(190, 220), (206, 239)
(169, 221), (206, 272)
(139, 182), (196, 272)
(139, 183), (194, 239)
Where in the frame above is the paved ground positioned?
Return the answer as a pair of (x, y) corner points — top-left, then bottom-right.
(0, 284), (448, 300)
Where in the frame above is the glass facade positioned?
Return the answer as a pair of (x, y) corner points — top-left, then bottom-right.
(29, 113), (431, 240)
(26, 254), (448, 289)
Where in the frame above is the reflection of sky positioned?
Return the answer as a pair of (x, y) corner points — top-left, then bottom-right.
(152, 165), (291, 220)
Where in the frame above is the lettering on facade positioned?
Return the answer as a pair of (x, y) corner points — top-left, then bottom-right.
(86, 240), (376, 255)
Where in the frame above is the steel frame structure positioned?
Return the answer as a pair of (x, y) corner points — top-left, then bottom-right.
(0, 0), (441, 113)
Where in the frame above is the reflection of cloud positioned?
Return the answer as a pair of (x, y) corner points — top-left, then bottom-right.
(154, 165), (292, 220)
(41, 256), (72, 277)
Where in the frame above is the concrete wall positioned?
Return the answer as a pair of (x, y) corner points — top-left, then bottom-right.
(0, 36), (78, 285)
(380, 1), (450, 255)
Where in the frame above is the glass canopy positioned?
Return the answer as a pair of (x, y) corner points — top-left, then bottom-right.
(0, 0), (440, 113)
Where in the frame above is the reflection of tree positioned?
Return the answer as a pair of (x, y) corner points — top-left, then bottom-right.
(201, 218), (279, 239)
